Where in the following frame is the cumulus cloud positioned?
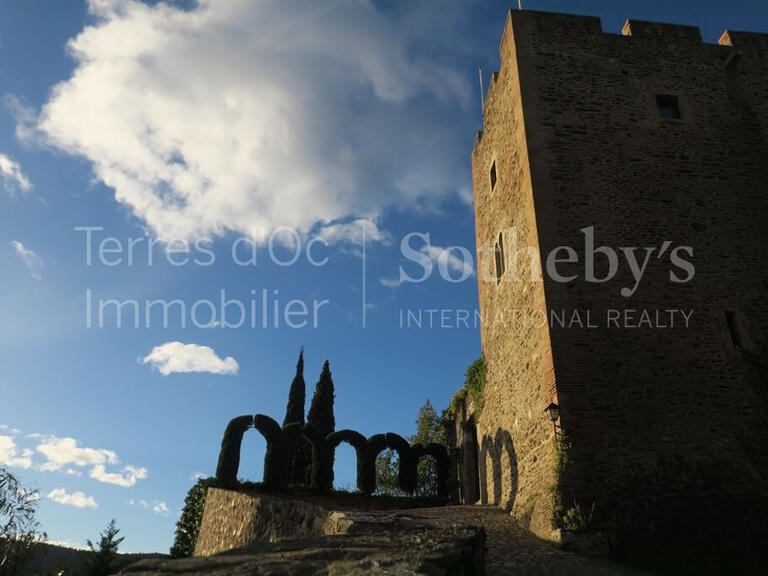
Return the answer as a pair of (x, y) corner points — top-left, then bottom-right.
(0, 153), (32, 195)
(47, 488), (98, 509)
(90, 464), (147, 487)
(10, 241), (44, 280)
(0, 435), (33, 469)
(36, 436), (118, 471)
(31, 434), (147, 487)
(140, 342), (238, 376)
(30, 0), (473, 243)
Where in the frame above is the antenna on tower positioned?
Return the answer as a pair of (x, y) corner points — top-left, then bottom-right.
(518, 0), (523, 9)
(478, 65), (485, 125)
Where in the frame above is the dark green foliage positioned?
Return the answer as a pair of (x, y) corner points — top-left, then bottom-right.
(421, 443), (450, 498)
(328, 430), (366, 492)
(171, 477), (217, 558)
(412, 399), (446, 497)
(84, 519), (124, 576)
(367, 434), (392, 496)
(254, 414), (286, 490)
(446, 356), (487, 421)
(0, 467), (44, 576)
(374, 449), (403, 496)
(302, 423), (332, 491)
(308, 360), (336, 484)
(283, 350), (311, 485)
(283, 349), (306, 426)
(215, 415), (255, 488)
(376, 400), (449, 497)
(385, 432), (417, 493)
(307, 360), (336, 437)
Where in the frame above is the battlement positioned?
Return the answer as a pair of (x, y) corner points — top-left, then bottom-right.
(622, 20), (702, 43)
(501, 9), (768, 52)
(719, 29), (768, 50)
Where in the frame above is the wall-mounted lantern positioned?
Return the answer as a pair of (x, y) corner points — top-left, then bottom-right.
(544, 402), (561, 438)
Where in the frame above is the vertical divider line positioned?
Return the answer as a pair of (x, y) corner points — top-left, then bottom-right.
(362, 224), (367, 328)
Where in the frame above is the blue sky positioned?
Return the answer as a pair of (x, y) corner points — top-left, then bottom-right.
(1, 0), (767, 554)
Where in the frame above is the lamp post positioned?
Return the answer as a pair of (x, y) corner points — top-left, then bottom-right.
(544, 402), (561, 439)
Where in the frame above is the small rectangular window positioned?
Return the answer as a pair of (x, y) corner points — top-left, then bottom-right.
(490, 161), (497, 191)
(656, 94), (681, 119)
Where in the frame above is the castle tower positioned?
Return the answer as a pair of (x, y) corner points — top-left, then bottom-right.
(472, 9), (768, 557)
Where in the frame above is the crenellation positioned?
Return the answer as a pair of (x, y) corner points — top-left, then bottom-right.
(621, 20), (703, 44)
(720, 29), (768, 52)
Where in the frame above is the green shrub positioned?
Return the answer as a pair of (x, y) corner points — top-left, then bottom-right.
(170, 477), (217, 558)
(446, 356), (486, 422)
(561, 499), (596, 532)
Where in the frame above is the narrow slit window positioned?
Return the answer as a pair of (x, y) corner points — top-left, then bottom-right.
(656, 94), (681, 119)
(725, 311), (750, 350)
(495, 232), (505, 284)
(490, 161), (497, 191)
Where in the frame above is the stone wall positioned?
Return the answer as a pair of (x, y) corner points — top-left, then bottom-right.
(473, 9), (768, 556)
(472, 11), (559, 539)
(194, 488), (345, 556)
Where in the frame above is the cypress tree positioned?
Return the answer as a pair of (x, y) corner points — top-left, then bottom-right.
(283, 349), (310, 485)
(307, 361), (336, 489)
(283, 349), (306, 426)
(308, 360), (336, 438)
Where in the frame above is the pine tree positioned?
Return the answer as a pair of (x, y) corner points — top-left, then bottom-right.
(307, 360), (336, 438)
(85, 519), (124, 576)
(283, 349), (310, 484)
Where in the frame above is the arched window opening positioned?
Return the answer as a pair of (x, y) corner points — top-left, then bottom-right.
(333, 442), (358, 492)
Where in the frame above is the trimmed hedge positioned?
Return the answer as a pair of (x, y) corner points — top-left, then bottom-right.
(328, 429), (367, 493)
(213, 416), (451, 497)
(215, 415), (254, 488)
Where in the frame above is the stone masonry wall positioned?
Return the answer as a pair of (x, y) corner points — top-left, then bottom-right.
(474, 9), (768, 556)
(471, 13), (559, 540)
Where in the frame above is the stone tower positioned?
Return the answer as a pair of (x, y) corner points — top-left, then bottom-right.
(471, 9), (768, 557)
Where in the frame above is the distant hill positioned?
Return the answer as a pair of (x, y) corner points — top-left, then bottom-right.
(21, 541), (168, 576)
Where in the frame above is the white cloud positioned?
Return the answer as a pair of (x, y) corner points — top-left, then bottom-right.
(315, 218), (391, 247)
(32, 434), (147, 487)
(421, 244), (475, 279)
(140, 342), (238, 376)
(36, 436), (118, 471)
(30, 0), (472, 243)
(47, 488), (98, 509)
(379, 276), (402, 288)
(90, 464), (147, 487)
(0, 435), (33, 469)
(153, 501), (169, 516)
(0, 153), (32, 195)
(10, 241), (44, 280)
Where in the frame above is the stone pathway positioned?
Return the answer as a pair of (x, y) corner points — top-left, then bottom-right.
(395, 506), (652, 575)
